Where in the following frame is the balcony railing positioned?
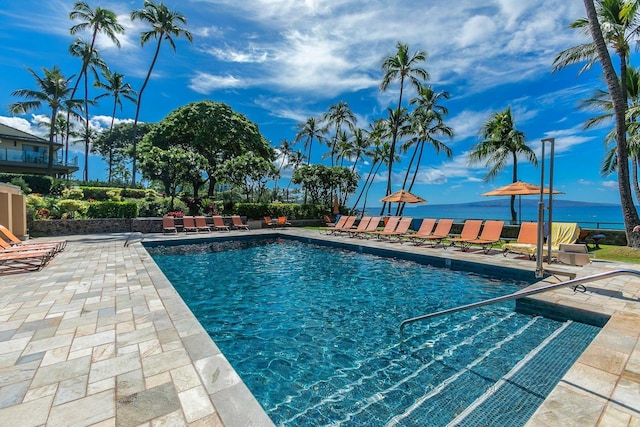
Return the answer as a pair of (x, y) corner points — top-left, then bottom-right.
(0, 148), (78, 167)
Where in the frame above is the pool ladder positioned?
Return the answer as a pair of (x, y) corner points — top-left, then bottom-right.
(399, 269), (640, 341)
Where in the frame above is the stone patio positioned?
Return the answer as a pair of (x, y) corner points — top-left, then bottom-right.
(0, 228), (638, 426)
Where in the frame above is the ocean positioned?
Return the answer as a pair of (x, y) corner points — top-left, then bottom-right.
(366, 200), (628, 230)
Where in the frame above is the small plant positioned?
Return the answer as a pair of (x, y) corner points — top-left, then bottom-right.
(56, 199), (87, 219)
(62, 187), (84, 200)
(105, 190), (122, 202)
(166, 211), (184, 217)
(36, 208), (50, 219)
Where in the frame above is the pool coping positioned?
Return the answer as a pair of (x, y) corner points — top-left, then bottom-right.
(0, 228), (638, 425)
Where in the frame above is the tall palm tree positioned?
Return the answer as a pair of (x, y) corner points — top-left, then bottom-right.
(130, 0), (193, 186)
(468, 107), (537, 223)
(286, 150), (306, 202)
(274, 139), (293, 201)
(555, 0), (640, 246)
(69, 39), (107, 181)
(338, 128), (370, 206)
(94, 69), (137, 182)
(379, 42), (428, 214)
(68, 1), (124, 173)
(351, 119), (390, 213)
(294, 117), (327, 165)
(397, 87), (454, 215)
(9, 66), (83, 176)
(378, 106), (411, 216)
(323, 101), (357, 167)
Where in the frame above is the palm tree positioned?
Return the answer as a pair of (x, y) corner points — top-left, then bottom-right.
(397, 87), (454, 215)
(323, 101), (356, 167)
(378, 106), (411, 215)
(286, 150), (306, 202)
(468, 107), (537, 223)
(294, 117), (327, 165)
(94, 69), (138, 182)
(130, 0), (193, 186)
(68, 1), (124, 174)
(379, 42), (428, 214)
(337, 128), (370, 206)
(351, 119), (390, 213)
(555, 0), (640, 246)
(69, 39), (107, 181)
(274, 139), (293, 201)
(9, 66), (84, 176)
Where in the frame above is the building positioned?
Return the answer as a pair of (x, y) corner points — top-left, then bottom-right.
(0, 122), (79, 177)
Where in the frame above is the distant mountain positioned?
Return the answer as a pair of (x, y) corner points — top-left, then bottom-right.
(440, 199), (620, 208)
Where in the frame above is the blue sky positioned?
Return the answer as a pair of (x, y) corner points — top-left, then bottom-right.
(0, 0), (629, 206)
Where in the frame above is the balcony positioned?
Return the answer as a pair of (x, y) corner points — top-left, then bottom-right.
(0, 148), (79, 176)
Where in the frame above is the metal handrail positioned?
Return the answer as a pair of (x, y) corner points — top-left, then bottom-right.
(399, 269), (640, 341)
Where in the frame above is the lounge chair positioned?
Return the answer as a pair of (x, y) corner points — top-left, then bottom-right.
(402, 218), (436, 244)
(264, 216), (275, 228)
(277, 216), (292, 227)
(342, 216), (371, 236)
(231, 215), (249, 230)
(0, 249), (53, 274)
(458, 220), (504, 253)
(212, 216), (230, 232)
(348, 216), (379, 238)
(195, 216), (212, 232)
(0, 239), (57, 257)
(414, 219), (454, 247)
(557, 243), (591, 266)
(325, 216), (356, 234)
(162, 216), (177, 233)
(323, 215), (335, 227)
(182, 216), (199, 233)
(366, 217), (400, 239)
(447, 220), (483, 250)
(371, 217), (413, 240)
(0, 224), (66, 253)
(503, 222), (539, 259)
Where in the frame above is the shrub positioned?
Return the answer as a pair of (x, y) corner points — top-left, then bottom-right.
(86, 201), (139, 218)
(62, 187), (84, 200)
(0, 173), (52, 194)
(9, 177), (31, 194)
(121, 188), (149, 199)
(105, 190), (122, 202)
(56, 199), (88, 219)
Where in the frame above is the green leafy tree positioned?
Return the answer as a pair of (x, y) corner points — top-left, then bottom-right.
(380, 42), (428, 214)
(141, 100), (273, 196)
(130, 0), (193, 185)
(468, 107), (537, 223)
(554, 0), (640, 246)
(215, 153), (279, 202)
(92, 122), (154, 183)
(292, 164), (359, 206)
(139, 146), (207, 209)
(9, 66), (84, 176)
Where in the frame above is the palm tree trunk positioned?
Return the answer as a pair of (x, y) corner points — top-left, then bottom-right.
(83, 71), (90, 181)
(400, 141), (427, 216)
(583, 0), (640, 247)
(634, 157), (640, 204)
(396, 143), (419, 215)
(132, 36), (163, 186)
(510, 152), (518, 223)
(386, 77), (405, 215)
(47, 109), (57, 176)
(351, 161), (376, 212)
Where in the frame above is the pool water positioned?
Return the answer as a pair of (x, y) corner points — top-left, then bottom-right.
(147, 238), (600, 426)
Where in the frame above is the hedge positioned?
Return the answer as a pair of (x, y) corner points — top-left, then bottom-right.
(234, 203), (327, 219)
(0, 173), (52, 194)
(86, 201), (139, 218)
(80, 186), (119, 201)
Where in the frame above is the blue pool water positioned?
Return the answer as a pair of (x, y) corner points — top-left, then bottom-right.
(147, 238), (600, 426)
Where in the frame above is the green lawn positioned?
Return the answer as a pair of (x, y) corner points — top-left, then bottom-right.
(591, 245), (640, 264)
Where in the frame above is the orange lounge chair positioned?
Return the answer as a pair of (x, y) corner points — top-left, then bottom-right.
(338, 216), (371, 237)
(0, 239), (57, 257)
(0, 247), (54, 274)
(325, 216), (356, 234)
(182, 216), (198, 233)
(323, 215), (335, 227)
(277, 216), (291, 227)
(162, 216), (177, 233)
(458, 220), (505, 253)
(371, 217), (413, 240)
(351, 216), (382, 238)
(403, 218), (436, 244)
(195, 216), (212, 232)
(0, 224), (66, 252)
(415, 219), (454, 247)
(264, 216), (275, 228)
(503, 222), (539, 259)
(366, 217), (400, 239)
(231, 215), (249, 230)
(447, 220), (483, 250)
(212, 216), (230, 231)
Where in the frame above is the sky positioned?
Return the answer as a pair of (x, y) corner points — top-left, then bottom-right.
(0, 0), (632, 206)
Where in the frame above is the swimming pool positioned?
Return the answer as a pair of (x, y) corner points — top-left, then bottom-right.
(146, 237), (600, 426)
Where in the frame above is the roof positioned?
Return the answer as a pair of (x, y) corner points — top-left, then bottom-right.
(0, 122), (53, 145)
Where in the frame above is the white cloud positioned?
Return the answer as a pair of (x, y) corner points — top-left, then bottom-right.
(602, 180), (618, 189)
(0, 116), (44, 136)
(188, 72), (245, 93)
(204, 45), (268, 63)
(457, 16), (497, 48)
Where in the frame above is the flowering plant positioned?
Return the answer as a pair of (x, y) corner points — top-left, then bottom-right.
(166, 211), (184, 218)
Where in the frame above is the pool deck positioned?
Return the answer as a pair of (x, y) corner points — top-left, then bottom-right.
(0, 228), (638, 426)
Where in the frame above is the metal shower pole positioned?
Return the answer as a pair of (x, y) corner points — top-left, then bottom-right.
(536, 138), (555, 278)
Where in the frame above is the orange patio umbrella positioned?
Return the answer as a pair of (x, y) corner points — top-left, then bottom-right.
(380, 189), (427, 204)
(481, 181), (562, 222)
